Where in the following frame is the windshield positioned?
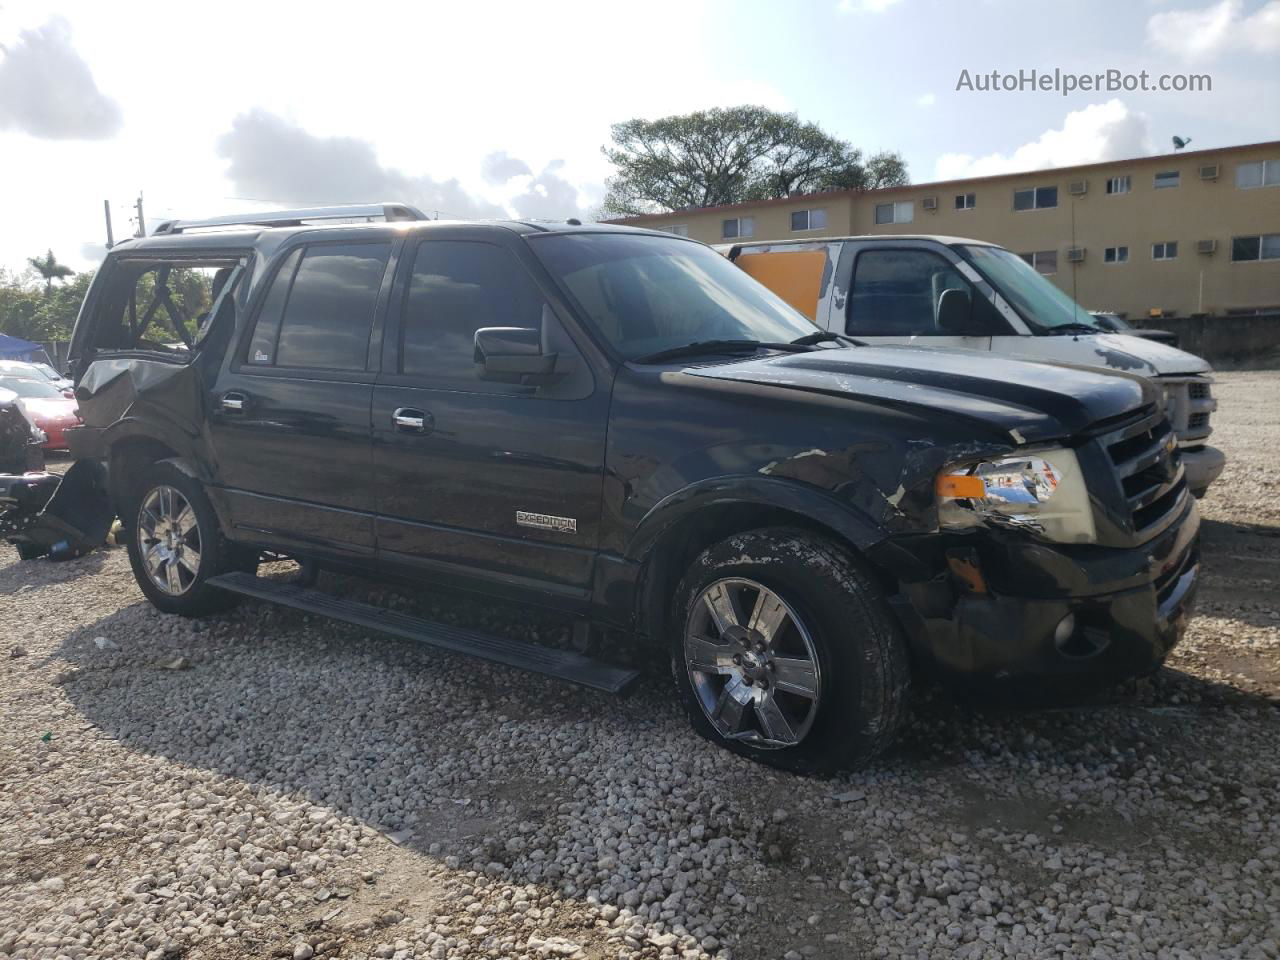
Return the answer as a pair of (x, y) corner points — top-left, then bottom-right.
(530, 233), (817, 359)
(0, 377), (63, 399)
(958, 245), (1104, 333)
(32, 363), (63, 380)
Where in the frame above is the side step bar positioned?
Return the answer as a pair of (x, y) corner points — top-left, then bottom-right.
(207, 571), (640, 694)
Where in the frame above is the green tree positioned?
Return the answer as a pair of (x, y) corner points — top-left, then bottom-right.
(601, 106), (909, 217)
(26, 250), (75, 296)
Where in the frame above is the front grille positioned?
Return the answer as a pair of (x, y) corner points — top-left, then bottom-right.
(1103, 412), (1187, 540)
(1188, 411), (1210, 430)
(1188, 381), (1211, 400)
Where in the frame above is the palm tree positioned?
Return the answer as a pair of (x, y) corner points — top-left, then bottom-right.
(27, 249), (74, 296)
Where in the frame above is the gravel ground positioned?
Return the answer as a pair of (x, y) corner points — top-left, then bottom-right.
(2, 371), (1278, 960)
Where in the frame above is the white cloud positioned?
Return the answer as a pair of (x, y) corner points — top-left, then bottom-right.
(0, 17), (121, 139)
(482, 151), (533, 186)
(217, 110), (507, 219)
(1146, 0), (1280, 61)
(934, 99), (1154, 179)
(217, 111), (595, 223)
(915, 93), (936, 108)
(837, 0), (903, 11)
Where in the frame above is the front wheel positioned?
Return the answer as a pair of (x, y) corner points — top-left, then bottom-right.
(125, 461), (252, 616)
(671, 528), (910, 774)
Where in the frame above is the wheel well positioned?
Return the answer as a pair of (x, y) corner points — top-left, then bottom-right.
(107, 437), (177, 524)
(637, 502), (895, 646)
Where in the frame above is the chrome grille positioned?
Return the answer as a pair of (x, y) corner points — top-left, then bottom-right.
(1103, 412), (1187, 540)
(1188, 381), (1210, 400)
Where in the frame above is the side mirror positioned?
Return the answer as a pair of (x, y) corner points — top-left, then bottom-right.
(936, 288), (979, 334)
(474, 327), (562, 385)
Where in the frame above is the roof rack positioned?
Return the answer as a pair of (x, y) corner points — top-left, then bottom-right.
(150, 203), (429, 236)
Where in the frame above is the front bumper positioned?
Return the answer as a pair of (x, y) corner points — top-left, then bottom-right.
(889, 500), (1200, 686)
(1181, 444), (1225, 495)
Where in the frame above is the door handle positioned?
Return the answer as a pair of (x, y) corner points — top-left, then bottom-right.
(221, 392), (247, 413)
(392, 407), (431, 433)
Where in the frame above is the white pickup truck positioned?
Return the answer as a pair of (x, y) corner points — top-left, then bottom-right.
(726, 235), (1225, 496)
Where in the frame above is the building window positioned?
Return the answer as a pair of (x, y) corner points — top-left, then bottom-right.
(874, 201), (914, 225)
(1105, 176), (1131, 195)
(1231, 233), (1280, 261)
(1019, 250), (1058, 275)
(790, 208), (828, 232)
(1104, 246), (1129, 264)
(1013, 186), (1058, 211)
(661, 224), (689, 237)
(1154, 171), (1180, 189)
(954, 193), (976, 210)
(1152, 241), (1178, 261)
(721, 217), (754, 240)
(1236, 160), (1280, 189)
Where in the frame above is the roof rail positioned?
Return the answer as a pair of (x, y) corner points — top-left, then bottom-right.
(150, 203), (429, 235)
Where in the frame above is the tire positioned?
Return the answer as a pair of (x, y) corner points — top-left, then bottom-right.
(670, 527), (910, 774)
(124, 461), (253, 616)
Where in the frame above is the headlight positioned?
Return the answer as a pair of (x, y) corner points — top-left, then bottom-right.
(936, 447), (1096, 544)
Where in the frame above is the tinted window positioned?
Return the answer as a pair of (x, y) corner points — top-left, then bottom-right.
(273, 243), (390, 370)
(246, 249), (301, 365)
(847, 249), (974, 337)
(401, 241), (546, 381)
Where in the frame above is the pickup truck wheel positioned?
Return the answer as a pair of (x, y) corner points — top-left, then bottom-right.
(671, 528), (910, 774)
(125, 461), (251, 617)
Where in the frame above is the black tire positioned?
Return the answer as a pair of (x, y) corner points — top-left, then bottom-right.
(670, 527), (910, 774)
(124, 461), (253, 617)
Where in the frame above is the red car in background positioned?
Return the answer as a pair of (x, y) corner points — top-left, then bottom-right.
(0, 377), (81, 450)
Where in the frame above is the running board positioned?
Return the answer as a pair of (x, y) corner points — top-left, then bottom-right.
(207, 571), (639, 694)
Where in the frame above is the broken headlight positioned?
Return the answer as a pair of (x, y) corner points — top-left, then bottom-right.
(936, 447), (1096, 544)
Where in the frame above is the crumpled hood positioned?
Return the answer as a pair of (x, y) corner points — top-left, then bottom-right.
(686, 345), (1155, 444)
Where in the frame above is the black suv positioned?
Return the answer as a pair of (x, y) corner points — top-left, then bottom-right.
(66, 204), (1200, 772)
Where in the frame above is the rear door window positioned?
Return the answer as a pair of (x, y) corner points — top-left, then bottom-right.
(847, 249), (974, 336)
(244, 243), (390, 371)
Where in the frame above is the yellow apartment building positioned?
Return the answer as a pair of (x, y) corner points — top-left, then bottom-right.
(606, 140), (1280, 320)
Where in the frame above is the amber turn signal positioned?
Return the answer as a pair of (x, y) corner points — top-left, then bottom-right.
(936, 474), (985, 499)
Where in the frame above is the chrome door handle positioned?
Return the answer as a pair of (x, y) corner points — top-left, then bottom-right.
(221, 392), (246, 413)
(393, 407), (429, 432)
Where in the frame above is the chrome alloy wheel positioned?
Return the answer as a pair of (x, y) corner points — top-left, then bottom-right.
(136, 485), (202, 596)
(684, 578), (821, 748)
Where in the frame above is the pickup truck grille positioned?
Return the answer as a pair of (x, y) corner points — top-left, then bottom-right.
(1102, 411), (1188, 541)
(1158, 375), (1216, 447)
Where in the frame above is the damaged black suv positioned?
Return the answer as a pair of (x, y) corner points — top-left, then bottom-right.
(66, 205), (1200, 772)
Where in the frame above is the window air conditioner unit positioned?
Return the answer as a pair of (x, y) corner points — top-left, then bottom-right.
(1198, 164), (1219, 180)
(1067, 246), (1086, 262)
(1068, 180), (1088, 196)
(1197, 239), (1217, 255)
(922, 196), (938, 211)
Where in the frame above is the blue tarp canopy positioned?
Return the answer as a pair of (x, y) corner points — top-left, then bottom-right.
(0, 334), (46, 361)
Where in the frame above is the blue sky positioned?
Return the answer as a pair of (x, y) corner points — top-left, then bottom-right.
(0, 0), (1276, 272)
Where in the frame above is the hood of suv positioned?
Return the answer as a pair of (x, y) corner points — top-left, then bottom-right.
(686, 345), (1154, 444)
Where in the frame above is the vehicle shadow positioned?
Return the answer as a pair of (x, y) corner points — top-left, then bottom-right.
(1194, 517), (1280, 631)
(0, 545), (109, 597)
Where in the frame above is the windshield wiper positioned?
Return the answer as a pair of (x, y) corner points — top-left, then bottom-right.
(791, 330), (864, 347)
(631, 339), (808, 364)
(1046, 322), (1101, 336)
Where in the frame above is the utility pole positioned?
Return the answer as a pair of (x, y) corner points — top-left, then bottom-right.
(103, 200), (115, 249)
(134, 192), (146, 238)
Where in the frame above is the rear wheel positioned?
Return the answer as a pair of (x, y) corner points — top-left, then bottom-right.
(125, 461), (253, 616)
(670, 527), (910, 774)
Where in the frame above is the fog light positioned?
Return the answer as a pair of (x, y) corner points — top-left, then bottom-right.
(1053, 613), (1076, 647)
